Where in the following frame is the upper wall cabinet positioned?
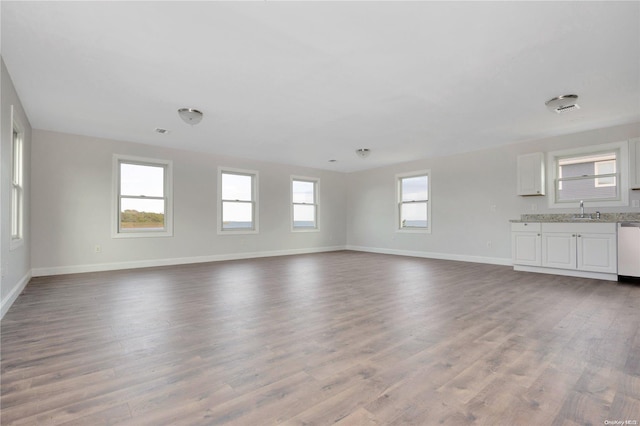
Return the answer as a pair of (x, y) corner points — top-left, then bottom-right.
(630, 137), (640, 190)
(517, 152), (545, 196)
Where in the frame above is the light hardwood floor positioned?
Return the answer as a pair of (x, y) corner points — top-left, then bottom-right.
(2, 251), (639, 425)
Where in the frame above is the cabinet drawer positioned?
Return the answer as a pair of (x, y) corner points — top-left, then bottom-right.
(511, 222), (541, 232)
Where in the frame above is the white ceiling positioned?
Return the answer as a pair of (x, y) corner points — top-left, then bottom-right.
(2, 1), (639, 172)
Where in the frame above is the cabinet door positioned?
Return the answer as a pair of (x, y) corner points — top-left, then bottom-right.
(542, 232), (576, 269)
(630, 137), (640, 190)
(512, 232), (541, 266)
(577, 233), (617, 273)
(517, 152), (545, 196)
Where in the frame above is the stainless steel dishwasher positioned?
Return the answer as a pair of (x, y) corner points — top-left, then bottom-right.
(618, 222), (640, 282)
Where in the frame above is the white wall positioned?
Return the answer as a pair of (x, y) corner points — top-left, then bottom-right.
(31, 130), (347, 275)
(1, 58), (32, 317)
(346, 122), (640, 264)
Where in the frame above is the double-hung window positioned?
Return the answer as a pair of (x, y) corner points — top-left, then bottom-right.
(113, 155), (172, 237)
(548, 141), (629, 207)
(11, 111), (24, 249)
(397, 171), (431, 233)
(219, 168), (258, 233)
(292, 177), (318, 231)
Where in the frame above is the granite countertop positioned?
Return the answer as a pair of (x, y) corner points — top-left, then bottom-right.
(510, 213), (640, 223)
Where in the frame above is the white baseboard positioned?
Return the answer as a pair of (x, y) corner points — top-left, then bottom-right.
(31, 245), (512, 278)
(513, 265), (618, 281)
(31, 246), (347, 277)
(1, 270), (32, 319)
(345, 245), (512, 266)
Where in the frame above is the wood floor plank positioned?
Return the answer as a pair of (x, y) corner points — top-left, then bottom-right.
(2, 251), (639, 425)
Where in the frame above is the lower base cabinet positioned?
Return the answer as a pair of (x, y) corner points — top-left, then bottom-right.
(512, 222), (617, 277)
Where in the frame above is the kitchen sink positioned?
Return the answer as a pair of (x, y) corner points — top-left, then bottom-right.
(571, 215), (596, 220)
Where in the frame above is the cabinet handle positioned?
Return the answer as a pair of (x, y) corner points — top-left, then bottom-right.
(572, 234), (576, 237)
(578, 234), (581, 237)
(537, 234), (541, 236)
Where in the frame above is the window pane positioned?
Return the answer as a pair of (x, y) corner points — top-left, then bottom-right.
(120, 163), (164, 197)
(293, 204), (316, 227)
(12, 187), (20, 237)
(401, 202), (427, 228)
(557, 177), (618, 201)
(558, 152), (616, 178)
(595, 160), (616, 187)
(222, 173), (253, 201)
(222, 201), (253, 229)
(293, 180), (315, 204)
(120, 198), (165, 230)
(12, 131), (21, 184)
(401, 176), (428, 202)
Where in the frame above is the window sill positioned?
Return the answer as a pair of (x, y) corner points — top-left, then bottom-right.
(112, 231), (173, 239)
(218, 229), (259, 235)
(549, 199), (628, 209)
(10, 238), (24, 251)
(292, 228), (320, 233)
(397, 228), (431, 234)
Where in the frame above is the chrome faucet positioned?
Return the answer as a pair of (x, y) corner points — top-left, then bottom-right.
(580, 200), (584, 218)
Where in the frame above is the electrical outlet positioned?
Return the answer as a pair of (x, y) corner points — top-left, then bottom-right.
(94, 245), (102, 253)
(531, 204), (538, 211)
(490, 205), (497, 212)
(633, 200), (640, 208)
(486, 240), (492, 248)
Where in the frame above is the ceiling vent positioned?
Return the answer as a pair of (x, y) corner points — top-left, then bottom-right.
(545, 94), (580, 114)
(155, 128), (170, 134)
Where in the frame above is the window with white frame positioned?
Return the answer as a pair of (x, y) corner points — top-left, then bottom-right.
(397, 171), (431, 232)
(548, 141), (628, 207)
(113, 155), (172, 237)
(292, 177), (318, 230)
(219, 168), (258, 233)
(11, 121), (24, 248)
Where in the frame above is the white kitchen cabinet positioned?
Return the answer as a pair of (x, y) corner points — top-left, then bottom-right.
(542, 232), (576, 270)
(577, 232), (617, 273)
(511, 223), (541, 266)
(512, 222), (617, 279)
(517, 152), (545, 196)
(630, 137), (640, 190)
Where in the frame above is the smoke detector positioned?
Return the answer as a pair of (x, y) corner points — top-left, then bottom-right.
(545, 94), (580, 114)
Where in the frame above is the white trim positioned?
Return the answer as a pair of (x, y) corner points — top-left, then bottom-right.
(345, 245), (511, 266)
(547, 141), (629, 208)
(1, 270), (31, 319)
(291, 175), (320, 232)
(218, 167), (259, 235)
(112, 154), (173, 238)
(31, 246), (346, 277)
(395, 170), (431, 234)
(513, 265), (617, 282)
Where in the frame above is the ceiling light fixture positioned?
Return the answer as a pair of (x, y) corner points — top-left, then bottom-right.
(355, 148), (371, 158)
(178, 108), (203, 125)
(545, 94), (580, 114)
